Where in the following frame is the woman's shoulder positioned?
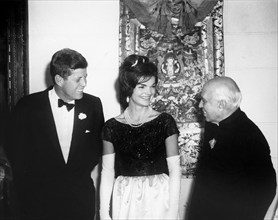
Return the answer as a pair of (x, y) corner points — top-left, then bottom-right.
(148, 109), (160, 121)
(114, 113), (126, 123)
(105, 113), (125, 125)
(155, 111), (175, 120)
(104, 117), (115, 126)
(155, 112), (178, 129)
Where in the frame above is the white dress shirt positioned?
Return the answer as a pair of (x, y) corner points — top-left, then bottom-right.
(49, 88), (74, 163)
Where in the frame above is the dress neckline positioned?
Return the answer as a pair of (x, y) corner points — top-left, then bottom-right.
(112, 112), (166, 127)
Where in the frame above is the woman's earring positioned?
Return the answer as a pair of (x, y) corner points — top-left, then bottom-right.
(126, 97), (130, 103)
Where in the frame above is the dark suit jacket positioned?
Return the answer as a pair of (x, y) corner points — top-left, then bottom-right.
(188, 108), (276, 220)
(5, 87), (104, 220)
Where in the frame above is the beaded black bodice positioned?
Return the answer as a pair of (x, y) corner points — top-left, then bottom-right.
(102, 113), (179, 177)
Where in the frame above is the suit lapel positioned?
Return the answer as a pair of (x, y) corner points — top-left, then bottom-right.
(38, 89), (66, 164)
(67, 99), (88, 164)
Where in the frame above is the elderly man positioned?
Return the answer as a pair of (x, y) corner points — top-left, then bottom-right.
(187, 76), (276, 220)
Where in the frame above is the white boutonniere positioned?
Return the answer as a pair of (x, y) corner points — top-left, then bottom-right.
(209, 138), (217, 149)
(78, 113), (87, 120)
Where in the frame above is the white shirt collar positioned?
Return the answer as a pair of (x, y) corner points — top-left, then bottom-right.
(49, 87), (75, 105)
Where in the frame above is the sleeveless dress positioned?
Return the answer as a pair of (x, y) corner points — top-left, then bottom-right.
(102, 113), (179, 220)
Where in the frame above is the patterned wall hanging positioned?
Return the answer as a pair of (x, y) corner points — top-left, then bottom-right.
(119, 0), (224, 178)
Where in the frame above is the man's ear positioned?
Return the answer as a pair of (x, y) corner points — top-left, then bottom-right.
(218, 100), (227, 111)
(54, 75), (64, 87)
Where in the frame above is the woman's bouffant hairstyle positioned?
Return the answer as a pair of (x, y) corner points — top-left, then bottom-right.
(50, 48), (88, 83)
(118, 54), (158, 110)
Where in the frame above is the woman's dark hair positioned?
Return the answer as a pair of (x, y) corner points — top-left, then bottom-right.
(50, 48), (88, 83)
(118, 54), (158, 110)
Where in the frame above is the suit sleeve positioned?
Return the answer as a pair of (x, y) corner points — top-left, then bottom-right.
(95, 97), (105, 156)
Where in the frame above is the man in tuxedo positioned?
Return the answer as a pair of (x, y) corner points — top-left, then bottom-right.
(5, 48), (104, 220)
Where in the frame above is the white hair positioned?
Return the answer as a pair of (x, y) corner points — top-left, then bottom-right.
(211, 76), (242, 110)
(216, 86), (242, 109)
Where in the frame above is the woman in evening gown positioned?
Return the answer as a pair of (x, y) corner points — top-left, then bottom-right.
(99, 54), (181, 220)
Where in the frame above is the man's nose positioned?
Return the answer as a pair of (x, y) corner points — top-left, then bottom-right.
(80, 77), (87, 87)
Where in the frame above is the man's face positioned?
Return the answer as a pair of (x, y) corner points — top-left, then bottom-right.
(59, 68), (87, 102)
(199, 86), (221, 124)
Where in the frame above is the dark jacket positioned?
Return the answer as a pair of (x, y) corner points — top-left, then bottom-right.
(5, 88), (104, 220)
(188, 108), (276, 220)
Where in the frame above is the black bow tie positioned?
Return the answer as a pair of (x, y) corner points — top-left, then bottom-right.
(58, 99), (75, 111)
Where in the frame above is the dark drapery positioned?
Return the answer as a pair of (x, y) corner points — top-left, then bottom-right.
(123, 0), (220, 37)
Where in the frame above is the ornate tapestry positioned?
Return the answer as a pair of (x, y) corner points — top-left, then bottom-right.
(119, 0), (224, 178)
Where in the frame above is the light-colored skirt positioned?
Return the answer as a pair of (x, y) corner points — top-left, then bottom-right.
(112, 174), (170, 220)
